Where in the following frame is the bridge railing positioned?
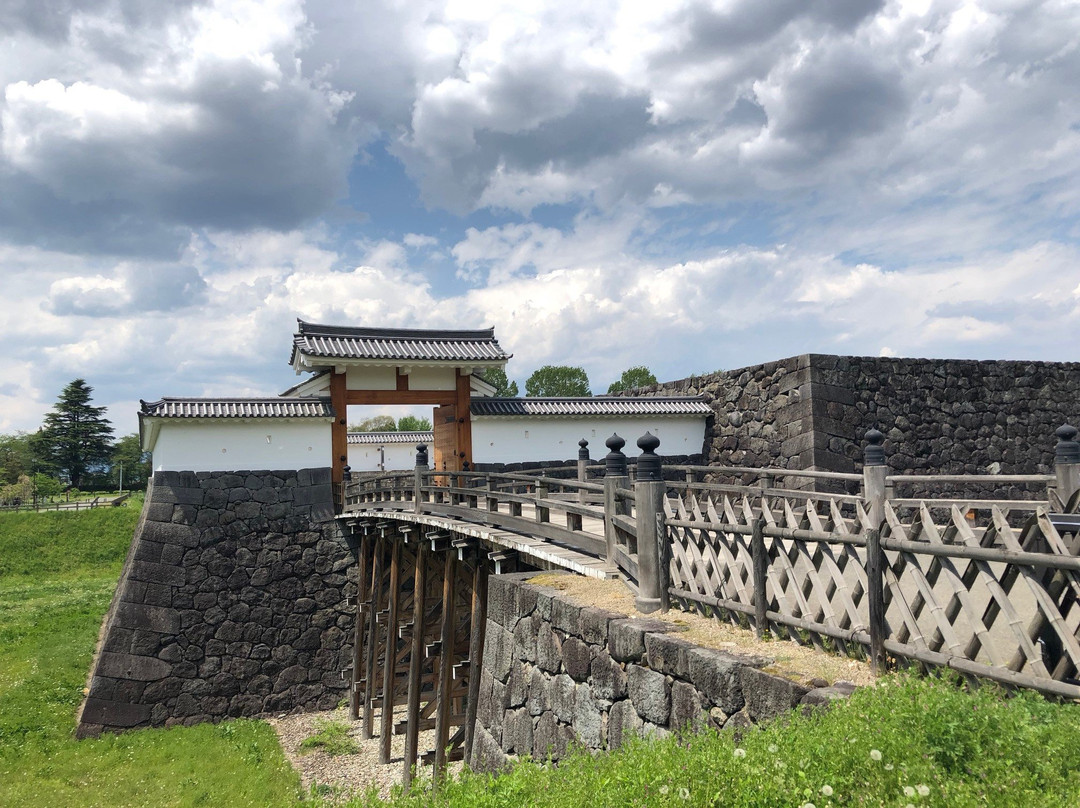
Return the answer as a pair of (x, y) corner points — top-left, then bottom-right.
(344, 424), (1080, 696)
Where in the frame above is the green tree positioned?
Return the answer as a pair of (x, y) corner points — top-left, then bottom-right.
(349, 415), (397, 432)
(111, 433), (152, 490)
(0, 432), (35, 485)
(480, 367), (519, 397)
(525, 366), (591, 397)
(607, 366), (658, 393)
(396, 415), (432, 432)
(36, 379), (114, 488)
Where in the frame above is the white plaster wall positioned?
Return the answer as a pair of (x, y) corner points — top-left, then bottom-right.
(471, 416), (706, 464)
(345, 365), (397, 390)
(151, 420), (332, 472)
(347, 442), (419, 472)
(407, 366), (457, 391)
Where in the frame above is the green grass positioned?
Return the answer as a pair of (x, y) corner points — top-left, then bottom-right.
(0, 504), (307, 808)
(300, 718), (361, 757)
(360, 676), (1080, 808)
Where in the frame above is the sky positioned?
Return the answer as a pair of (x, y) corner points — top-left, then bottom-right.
(1, 0), (1079, 436)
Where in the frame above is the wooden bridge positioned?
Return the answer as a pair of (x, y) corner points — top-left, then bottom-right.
(337, 427), (1080, 784)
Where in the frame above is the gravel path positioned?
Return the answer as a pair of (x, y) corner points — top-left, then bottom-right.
(268, 705), (462, 804)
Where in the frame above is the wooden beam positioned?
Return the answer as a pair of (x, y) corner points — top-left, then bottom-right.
(463, 550), (488, 761)
(456, 370), (473, 468)
(396, 370), (410, 391)
(330, 370), (348, 487)
(433, 548), (457, 781)
(380, 539), (403, 763)
(362, 534), (385, 740)
(345, 390), (455, 406)
(402, 540), (428, 790)
(350, 531), (371, 720)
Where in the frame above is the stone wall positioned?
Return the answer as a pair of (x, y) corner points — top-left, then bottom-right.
(470, 574), (854, 771)
(622, 354), (1080, 488)
(77, 467), (355, 737)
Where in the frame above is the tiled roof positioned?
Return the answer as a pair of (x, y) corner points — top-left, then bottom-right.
(347, 431), (434, 445)
(291, 320), (511, 366)
(140, 397), (335, 419)
(470, 397), (712, 417)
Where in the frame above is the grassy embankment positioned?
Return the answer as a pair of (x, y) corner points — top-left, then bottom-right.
(362, 675), (1080, 808)
(0, 504), (305, 808)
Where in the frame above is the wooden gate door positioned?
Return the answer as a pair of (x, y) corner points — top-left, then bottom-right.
(432, 404), (460, 473)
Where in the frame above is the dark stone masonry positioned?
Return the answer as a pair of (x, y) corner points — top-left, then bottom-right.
(469, 574), (855, 772)
(76, 467), (354, 738)
(620, 353), (1080, 494)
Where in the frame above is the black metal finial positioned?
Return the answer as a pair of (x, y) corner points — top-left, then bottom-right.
(1056, 424), (1080, 465)
(636, 432), (662, 481)
(462, 460), (470, 471)
(578, 438), (590, 461)
(864, 427), (886, 466)
(415, 443), (429, 468)
(605, 433), (627, 477)
(343, 465), (352, 482)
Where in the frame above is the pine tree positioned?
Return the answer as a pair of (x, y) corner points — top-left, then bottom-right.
(37, 379), (114, 488)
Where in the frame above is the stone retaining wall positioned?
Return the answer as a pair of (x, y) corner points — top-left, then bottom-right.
(620, 353), (1080, 493)
(469, 574), (854, 771)
(76, 467), (355, 737)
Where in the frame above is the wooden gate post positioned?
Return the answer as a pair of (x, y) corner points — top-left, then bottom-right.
(862, 428), (888, 530)
(379, 536), (403, 763)
(402, 537), (428, 789)
(866, 527), (887, 675)
(463, 545), (489, 762)
(577, 439), (590, 505)
(414, 443), (428, 514)
(1054, 425), (1080, 511)
(751, 515), (768, 638)
(634, 432), (666, 614)
(603, 434), (629, 564)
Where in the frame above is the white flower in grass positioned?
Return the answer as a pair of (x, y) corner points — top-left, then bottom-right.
(733, 748), (747, 759)
(679, 787), (690, 800)
(904, 804), (915, 808)
(917, 785), (930, 797)
(659, 786), (669, 795)
(884, 763), (894, 771)
(820, 785), (834, 797)
(801, 803), (817, 808)
(768, 743), (778, 753)
(870, 749), (882, 761)
(904, 786), (916, 797)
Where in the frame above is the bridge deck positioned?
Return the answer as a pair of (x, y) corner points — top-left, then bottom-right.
(342, 501), (618, 579)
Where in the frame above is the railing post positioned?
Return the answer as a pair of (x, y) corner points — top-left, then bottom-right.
(1054, 424), (1080, 511)
(634, 432), (666, 614)
(341, 465), (352, 510)
(535, 479), (550, 523)
(603, 434), (629, 564)
(577, 439), (590, 505)
(862, 428), (888, 530)
(414, 444), (428, 514)
(866, 527), (886, 675)
(751, 515), (768, 638)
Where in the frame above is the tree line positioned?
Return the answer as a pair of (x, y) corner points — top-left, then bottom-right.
(0, 379), (149, 505)
(481, 365), (657, 397)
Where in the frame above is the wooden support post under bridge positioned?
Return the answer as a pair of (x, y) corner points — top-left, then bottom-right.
(347, 446), (488, 787)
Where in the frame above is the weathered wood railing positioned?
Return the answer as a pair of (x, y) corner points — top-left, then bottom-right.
(346, 424), (1080, 698)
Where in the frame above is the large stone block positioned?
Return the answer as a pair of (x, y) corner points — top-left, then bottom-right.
(471, 722), (511, 774)
(526, 667), (551, 716)
(483, 623), (515, 683)
(573, 683), (603, 749)
(130, 560), (186, 587)
(550, 596), (583, 637)
(95, 652), (172, 682)
(79, 697), (153, 729)
(627, 665), (670, 725)
(644, 632), (694, 678)
(740, 668), (810, 723)
(561, 637), (591, 682)
(114, 602), (182, 634)
(536, 621), (562, 674)
(589, 650), (627, 701)
(669, 681), (705, 732)
(686, 647), (763, 715)
(608, 618), (671, 663)
(607, 699), (643, 750)
(551, 673), (576, 724)
(501, 707), (534, 755)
